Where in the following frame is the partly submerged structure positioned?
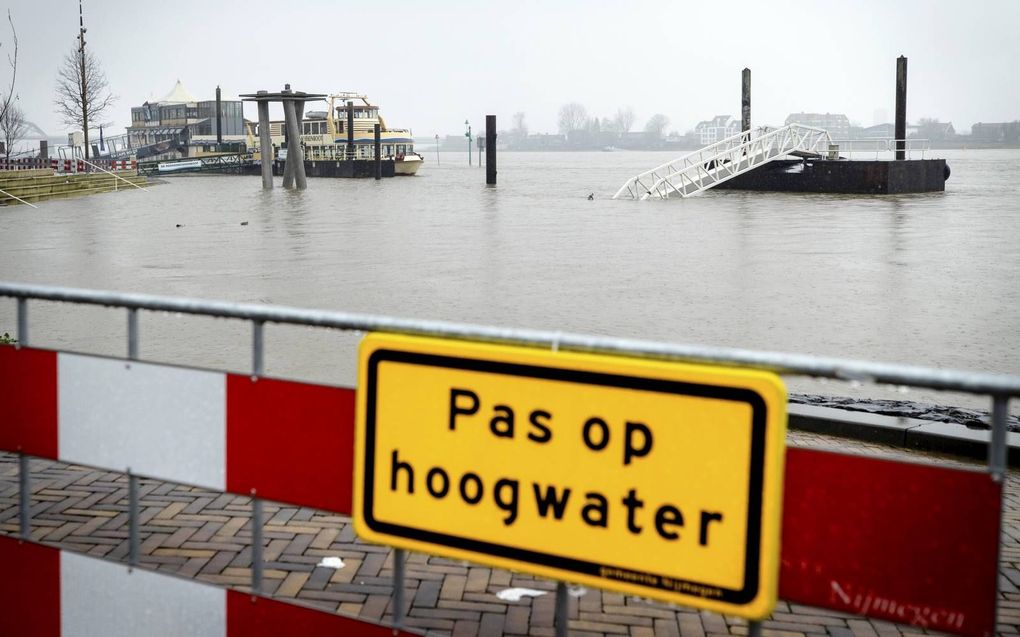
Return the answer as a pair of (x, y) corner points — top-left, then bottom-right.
(247, 92), (422, 176)
(614, 57), (948, 199)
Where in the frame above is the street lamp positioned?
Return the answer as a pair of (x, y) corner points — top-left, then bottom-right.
(465, 119), (472, 166)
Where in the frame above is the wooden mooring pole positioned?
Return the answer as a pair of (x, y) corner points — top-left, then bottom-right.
(895, 56), (907, 160)
(741, 68), (751, 135)
(486, 115), (497, 185)
(374, 123), (381, 180)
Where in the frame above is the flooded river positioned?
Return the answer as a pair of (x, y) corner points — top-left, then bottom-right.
(1, 149), (1018, 411)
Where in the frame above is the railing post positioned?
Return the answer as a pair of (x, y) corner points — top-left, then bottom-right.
(251, 494), (263, 595)
(392, 548), (406, 628)
(17, 297), (27, 346)
(19, 453), (30, 540)
(252, 320), (264, 377)
(128, 470), (140, 568)
(989, 396), (1008, 481)
(127, 308), (139, 360)
(554, 581), (569, 637)
(988, 395), (1009, 637)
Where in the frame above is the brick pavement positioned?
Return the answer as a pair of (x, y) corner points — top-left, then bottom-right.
(1, 431), (1017, 637)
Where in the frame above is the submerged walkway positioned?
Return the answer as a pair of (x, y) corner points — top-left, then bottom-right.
(1, 430), (1018, 637)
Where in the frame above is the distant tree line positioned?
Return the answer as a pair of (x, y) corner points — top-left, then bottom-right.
(503, 104), (681, 151)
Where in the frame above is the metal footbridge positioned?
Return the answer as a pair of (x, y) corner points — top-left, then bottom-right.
(613, 124), (832, 200)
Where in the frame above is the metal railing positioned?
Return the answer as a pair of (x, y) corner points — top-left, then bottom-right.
(2, 281), (1017, 637)
(614, 124), (833, 200)
(0, 186), (38, 208)
(77, 158), (147, 191)
(809, 137), (932, 160)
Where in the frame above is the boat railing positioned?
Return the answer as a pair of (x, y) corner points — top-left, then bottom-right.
(807, 137), (932, 160)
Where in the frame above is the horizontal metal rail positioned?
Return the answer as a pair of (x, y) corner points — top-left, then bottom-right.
(809, 137), (932, 160)
(2, 281), (1019, 397)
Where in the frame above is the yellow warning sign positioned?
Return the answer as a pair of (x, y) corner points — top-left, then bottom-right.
(353, 334), (787, 618)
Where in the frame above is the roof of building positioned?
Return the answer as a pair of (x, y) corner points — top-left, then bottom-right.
(695, 115), (736, 129)
(159, 80), (198, 105)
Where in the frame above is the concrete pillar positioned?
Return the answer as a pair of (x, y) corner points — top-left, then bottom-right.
(282, 99), (306, 189)
(895, 56), (907, 160)
(257, 99), (273, 189)
(374, 123), (381, 180)
(741, 68), (751, 135)
(294, 100), (307, 189)
(486, 115), (496, 185)
(282, 100), (296, 188)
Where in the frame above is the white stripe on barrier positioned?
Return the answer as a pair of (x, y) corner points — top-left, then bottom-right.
(58, 354), (225, 490)
(61, 552), (225, 637)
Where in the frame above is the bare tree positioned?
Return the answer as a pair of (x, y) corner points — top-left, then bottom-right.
(0, 10), (18, 128)
(0, 102), (25, 159)
(54, 3), (116, 160)
(613, 107), (636, 133)
(54, 48), (115, 159)
(644, 113), (670, 139)
(557, 102), (589, 134)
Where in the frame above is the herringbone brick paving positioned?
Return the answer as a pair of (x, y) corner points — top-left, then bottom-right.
(1, 431), (1017, 636)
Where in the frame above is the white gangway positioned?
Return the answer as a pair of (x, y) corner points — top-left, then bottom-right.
(613, 124), (832, 200)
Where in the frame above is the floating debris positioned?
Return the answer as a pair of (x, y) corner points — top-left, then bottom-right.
(317, 556), (345, 569)
(496, 588), (548, 602)
(791, 393), (1020, 432)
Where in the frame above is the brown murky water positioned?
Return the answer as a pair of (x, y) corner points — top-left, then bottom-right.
(1, 149), (1017, 410)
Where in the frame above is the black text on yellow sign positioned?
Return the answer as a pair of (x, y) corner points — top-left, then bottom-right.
(353, 334), (787, 618)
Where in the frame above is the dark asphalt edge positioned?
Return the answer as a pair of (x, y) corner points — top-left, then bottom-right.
(787, 403), (1020, 466)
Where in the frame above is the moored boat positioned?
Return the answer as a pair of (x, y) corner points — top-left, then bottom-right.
(249, 92), (423, 175)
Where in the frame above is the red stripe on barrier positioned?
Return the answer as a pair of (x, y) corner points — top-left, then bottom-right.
(0, 535), (60, 637)
(0, 347), (58, 458)
(779, 447), (999, 637)
(226, 376), (355, 513)
(226, 590), (413, 636)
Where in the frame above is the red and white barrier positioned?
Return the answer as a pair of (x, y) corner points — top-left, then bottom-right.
(0, 347), (355, 514)
(0, 346), (1002, 637)
(0, 535), (415, 636)
(0, 158), (51, 171)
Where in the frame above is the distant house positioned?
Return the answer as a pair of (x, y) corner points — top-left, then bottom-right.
(971, 122), (1020, 143)
(914, 121), (956, 141)
(513, 133), (567, 151)
(859, 123), (894, 138)
(694, 116), (740, 145)
(784, 112), (851, 140)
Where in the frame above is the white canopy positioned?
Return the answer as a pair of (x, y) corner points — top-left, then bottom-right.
(158, 80), (197, 104)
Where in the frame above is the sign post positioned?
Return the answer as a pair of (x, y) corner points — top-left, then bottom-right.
(354, 334), (788, 619)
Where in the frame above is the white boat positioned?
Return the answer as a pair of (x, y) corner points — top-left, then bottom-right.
(249, 92), (423, 175)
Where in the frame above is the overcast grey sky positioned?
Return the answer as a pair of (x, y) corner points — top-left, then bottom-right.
(5, 0), (1019, 138)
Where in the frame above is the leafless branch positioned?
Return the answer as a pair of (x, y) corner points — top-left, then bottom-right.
(53, 47), (117, 131)
(0, 10), (18, 125)
(0, 101), (25, 158)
